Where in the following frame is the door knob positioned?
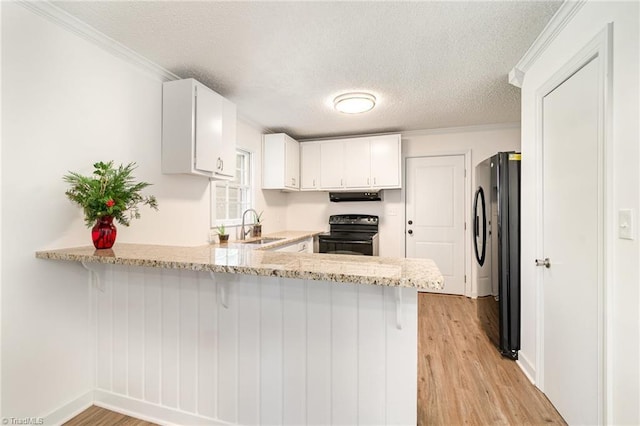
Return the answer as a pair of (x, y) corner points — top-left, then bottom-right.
(535, 258), (551, 268)
(408, 229), (413, 235)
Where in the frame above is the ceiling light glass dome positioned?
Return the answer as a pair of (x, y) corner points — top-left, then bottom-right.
(333, 92), (376, 114)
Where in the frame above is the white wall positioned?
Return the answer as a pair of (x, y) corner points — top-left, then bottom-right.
(0, 2), (231, 419)
(519, 2), (639, 423)
(286, 125), (521, 295)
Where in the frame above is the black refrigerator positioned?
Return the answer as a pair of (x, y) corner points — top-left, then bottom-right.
(473, 152), (521, 360)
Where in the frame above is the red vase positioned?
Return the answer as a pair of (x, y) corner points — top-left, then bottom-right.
(92, 216), (117, 249)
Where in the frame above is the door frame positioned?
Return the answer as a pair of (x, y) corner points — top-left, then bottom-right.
(533, 24), (612, 423)
(403, 151), (472, 296)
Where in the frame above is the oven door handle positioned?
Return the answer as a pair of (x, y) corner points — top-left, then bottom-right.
(319, 239), (372, 244)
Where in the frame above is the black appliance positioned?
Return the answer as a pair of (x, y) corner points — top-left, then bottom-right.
(318, 214), (379, 256)
(474, 152), (521, 360)
(329, 191), (382, 202)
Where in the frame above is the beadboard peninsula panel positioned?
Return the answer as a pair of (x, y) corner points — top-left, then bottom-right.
(94, 265), (418, 425)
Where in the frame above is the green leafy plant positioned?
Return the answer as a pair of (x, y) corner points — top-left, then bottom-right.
(254, 211), (264, 224)
(216, 224), (227, 235)
(64, 161), (158, 227)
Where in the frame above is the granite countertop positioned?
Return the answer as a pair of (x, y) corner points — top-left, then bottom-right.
(35, 232), (444, 290)
(217, 230), (321, 250)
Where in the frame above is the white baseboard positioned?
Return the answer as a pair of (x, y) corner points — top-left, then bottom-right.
(516, 352), (536, 385)
(93, 389), (234, 426)
(43, 390), (94, 425)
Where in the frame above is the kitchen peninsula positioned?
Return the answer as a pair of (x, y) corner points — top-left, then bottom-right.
(36, 232), (443, 425)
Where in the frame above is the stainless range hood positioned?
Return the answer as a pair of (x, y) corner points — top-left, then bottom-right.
(329, 191), (383, 202)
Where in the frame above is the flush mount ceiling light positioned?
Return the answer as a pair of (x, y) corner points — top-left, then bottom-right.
(333, 92), (376, 114)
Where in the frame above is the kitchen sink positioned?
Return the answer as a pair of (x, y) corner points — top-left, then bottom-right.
(241, 237), (285, 244)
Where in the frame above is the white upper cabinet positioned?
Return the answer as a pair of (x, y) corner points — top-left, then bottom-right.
(320, 140), (345, 189)
(263, 133), (300, 190)
(218, 97), (237, 179)
(300, 142), (321, 190)
(162, 78), (236, 179)
(344, 138), (371, 188)
(370, 134), (401, 188)
(309, 134), (401, 191)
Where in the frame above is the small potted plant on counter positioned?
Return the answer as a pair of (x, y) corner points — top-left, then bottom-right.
(252, 211), (264, 237)
(217, 224), (230, 244)
(63, 161), (158, 249)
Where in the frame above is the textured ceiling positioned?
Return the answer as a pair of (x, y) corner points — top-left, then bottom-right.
(53, 1), (562, 139)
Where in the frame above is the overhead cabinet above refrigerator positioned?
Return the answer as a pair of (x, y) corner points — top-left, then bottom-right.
(162, 78), (236, 179)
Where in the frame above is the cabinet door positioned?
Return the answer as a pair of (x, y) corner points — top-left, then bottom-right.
(284, 135), (300, 189)
(194, 83), (221, 174)
(344, 138), (371, 188)
(320, 141), (345, 189)
(215, 97), (236, 179)
(300, 143), (321, 190)
(271, 237), (313, 253)
(371, 135), (401, 188)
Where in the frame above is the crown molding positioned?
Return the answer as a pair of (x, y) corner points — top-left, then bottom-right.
(298, 122), (520, 142)
(400, 122), (521, 138)
(18, 1), (180, 82)
(509, 0), (587, 88)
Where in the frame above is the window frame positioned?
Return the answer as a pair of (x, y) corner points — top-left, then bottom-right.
(211, 148), (253, 228)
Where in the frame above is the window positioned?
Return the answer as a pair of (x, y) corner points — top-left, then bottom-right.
(213, 149), (252, 226)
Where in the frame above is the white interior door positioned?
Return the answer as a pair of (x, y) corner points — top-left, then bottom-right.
(541, 56), (601, 425)
(406, 155), (466, 295)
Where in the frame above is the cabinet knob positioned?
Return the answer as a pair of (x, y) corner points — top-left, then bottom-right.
(408, 229), (413, 235)
(408, 220), (413, 225)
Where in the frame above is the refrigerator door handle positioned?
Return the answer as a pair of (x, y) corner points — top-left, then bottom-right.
(473, 186), (487, 266)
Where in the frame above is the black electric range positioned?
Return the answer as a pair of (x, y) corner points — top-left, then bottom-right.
(318, 214), (379, 256)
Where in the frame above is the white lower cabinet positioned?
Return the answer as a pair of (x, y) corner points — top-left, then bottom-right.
(269, 237), (313, 253)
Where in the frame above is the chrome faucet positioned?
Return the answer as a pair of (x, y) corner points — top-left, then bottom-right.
(240, 208), (258, 240)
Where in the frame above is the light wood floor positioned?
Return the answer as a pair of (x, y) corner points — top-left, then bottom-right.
(63, 405), (156, 426)
(66, 293), (566, 426)
(418, 293), (566, 425)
